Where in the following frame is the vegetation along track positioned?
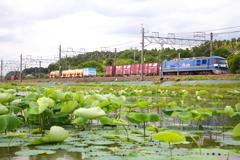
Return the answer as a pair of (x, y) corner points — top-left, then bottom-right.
(21, 74), (240, 83)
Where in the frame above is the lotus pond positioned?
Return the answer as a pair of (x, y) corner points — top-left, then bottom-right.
(0, 85), (240, 160)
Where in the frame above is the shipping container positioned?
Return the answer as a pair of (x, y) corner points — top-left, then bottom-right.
(7, 75), (18, 80)
(83, 68), (96, 77)
(131, 63), (140, 75)
(148, 62), (160, 75)
(123, 64), (131, 76)
(106, 66), (116, 76)
(115, 65), (123, 76)
(139, 63), (149, 75)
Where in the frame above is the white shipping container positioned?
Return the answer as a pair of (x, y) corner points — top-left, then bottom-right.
(83, 68), (96, 77)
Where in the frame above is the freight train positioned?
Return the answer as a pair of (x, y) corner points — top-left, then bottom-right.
(106, 56), (228, 76)
(50, 68), (96, 78)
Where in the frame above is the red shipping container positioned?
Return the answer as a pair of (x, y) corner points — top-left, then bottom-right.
(106, 66), (116, 76)
(131, 63), (140, 75)
(115, 65), (123, 76)
(139, 63), (149, 75)
(148, 62), (160, 75)
(123, 64), (131, 76)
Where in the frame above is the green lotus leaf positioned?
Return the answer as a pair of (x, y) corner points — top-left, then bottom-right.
(0, 115), (22, 132)
(151, 130), (186, 143)
(171, 112), (194, 121)
(233, 123), (240, 137)
(173, 155), (220, 160)
(196, 90), (209, 96)
(126, 112), (149, 122)
(73, 92), (85, 104)
(15, 149), (56, 155)
(236, 103), (240, 112)
(3, 89), (16, 94)
(102, 134), (120, 139)
(98, 116), (114, 124)
(73, 106), (106, 119)
(50, 90), (65, 102)
(110, 99), (125, 106)
(138, 101), (149, 109)
(147, 125), (166, 132)
(94, 94), (108, 101)
(152, 103), (167, 109)
(72, 117), (88, 125)
(22, 93), (39, 101)
(36, 88), (46, 95)
(5, 133), (26, 138)
(41, 126), (69, 143)
(113, 119), (129, 126)
(49, 114), (69, 122)
(219, 106), (235, 118)
(148, 112), (160, 122)
(43, 89), (55, 96)
(27, 108), (53, 120)
(6, 106), (22, 114)
(37, 97), (55, 114)
(99, 101), (112, 108)
(0, 103), (9, 114)
(0, 93), (15, 104)
(60, 101), (78, 114)
(191, 109), (212, 121)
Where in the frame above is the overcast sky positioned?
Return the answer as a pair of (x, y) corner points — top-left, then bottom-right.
(1, 0), (240, 74)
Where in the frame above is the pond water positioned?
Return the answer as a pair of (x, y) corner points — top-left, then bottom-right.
(1, 91), (239, 160)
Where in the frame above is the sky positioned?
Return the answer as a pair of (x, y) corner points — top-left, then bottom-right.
(1, 0), (240, 75)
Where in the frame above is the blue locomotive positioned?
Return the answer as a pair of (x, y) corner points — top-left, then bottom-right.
(162, 56), (228, 75)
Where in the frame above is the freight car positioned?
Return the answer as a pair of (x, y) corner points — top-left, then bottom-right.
(6, 75), (18, 81)
(50, 68), (96, 79)
(106, 56), (228, 76)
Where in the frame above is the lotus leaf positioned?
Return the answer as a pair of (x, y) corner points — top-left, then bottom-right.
(73, 106), (106, 119)
(5, 133), (26, 138)
(60, 100), (78, 114)
(0, 103), (8, 114)
(15, 149), (56, 156)
(0, 115), (22, 132)
(28, 126), (69, 145)
(151, 130), (186, 143)
(49, 114), (69, 122)
(233, 123), (240, 137)
(0, 93), (15, 104)
(49, 90), (65, 102)
(99, 116), (114, 124)
(72, 117), (88, 125)
(113, 119), (129, 126)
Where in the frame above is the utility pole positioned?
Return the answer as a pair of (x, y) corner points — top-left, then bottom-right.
(0, 60), (3, 81)
(20, 54), (22, 82)
(114, 48), (116, 66)
(134, 47), (136, 64)
(39, 61), (41, 78)
(59, 45), (61, 83)
(210, 32), (213, 56)
(159, 44), (164, 78)
(177, 53), (180, 78)
(141, 27), (144, 81)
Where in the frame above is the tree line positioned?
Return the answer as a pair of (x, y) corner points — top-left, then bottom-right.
(5, 37), (240, 78)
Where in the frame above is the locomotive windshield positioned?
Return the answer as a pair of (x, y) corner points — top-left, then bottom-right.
(211, 58), (227, 64)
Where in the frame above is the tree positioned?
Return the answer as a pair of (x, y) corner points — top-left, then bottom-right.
(213, 48), (231, 58)
(229, 54), (240, 74)
(76, 61), (104, 72)
(105, 58), (114, 66)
